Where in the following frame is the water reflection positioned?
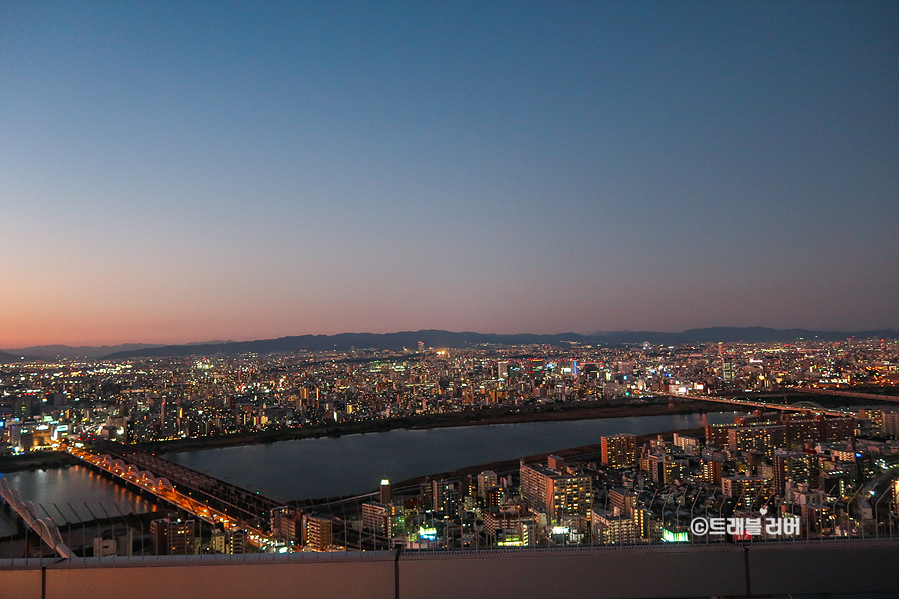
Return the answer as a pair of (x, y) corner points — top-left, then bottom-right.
(170, 411), (744, 502)
(0, 412), (744, 535)
(0, 465), (158, 538)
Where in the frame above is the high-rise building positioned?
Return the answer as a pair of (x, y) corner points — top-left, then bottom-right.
(520, 459), (592, 525)
(608, 488), (636, 518)
(601, 434), (636, 468)
(483, 506), (537, 547)
(271, 507), (301, 543)
(497, 361), (509, 379)
(362, 501), (405, 539)
(773, 449), (817, 495)
(822, 416), (856, 442)
(859, 409), (885, 432)
(150, 517), (197, 556)
(380, 479), (392, 504)
(210, 530), (226, 554)
(647, 453), (688, 484)
(591, 507), (636, 544)
(477, 471), (499, 499)
(701, 456), (724, 485)
(706, 423), (736, 448)
(721, 476), (771, 508)
(722, 360), (735, 382)
(728, 425), (786, 456)
(303, 515), (332, 551)
(884, 412), (899, 436)
(432, 479), (458, 516)
(783, 417), (822, 447)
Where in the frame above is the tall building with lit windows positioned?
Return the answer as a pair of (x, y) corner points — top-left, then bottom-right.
(728, 425), (786, 456)
(601, 433), (636, 468)
(302, 515), (333, 551)
(520, 459), (592, 525)
(150, 517), (197, 556)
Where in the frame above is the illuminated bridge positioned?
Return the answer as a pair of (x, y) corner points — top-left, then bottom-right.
(793, 387), (899, 404)
(1, 538), (898, 599)
(668, 393), (848, 416)
(63, 442), (283, 549)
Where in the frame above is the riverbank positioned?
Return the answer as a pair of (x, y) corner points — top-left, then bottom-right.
(298, 425), (708, 506)
(0, 451), (79, 473)
(388, 425), (707, 489)
(137, 398), (716, 454)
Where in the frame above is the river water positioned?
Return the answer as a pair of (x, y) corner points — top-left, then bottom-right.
(0, 411), (743, 537)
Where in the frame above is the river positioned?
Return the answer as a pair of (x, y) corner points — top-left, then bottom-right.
(0, 411), (744, 537)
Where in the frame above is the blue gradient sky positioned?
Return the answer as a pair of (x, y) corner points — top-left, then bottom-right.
(2, 1), (897, 346)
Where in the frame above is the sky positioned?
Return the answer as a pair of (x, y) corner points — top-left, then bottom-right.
(1, 1), (897, 347)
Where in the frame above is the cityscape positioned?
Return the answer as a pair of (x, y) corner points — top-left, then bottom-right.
(2, 1), (897, 598)
(2, 336), (899, 558)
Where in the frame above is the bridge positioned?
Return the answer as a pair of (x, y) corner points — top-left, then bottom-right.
(92, 441), (283, 522)
(793, 386), (899, 404)
(63, 443), (282, 551)
(1, 538), (897, 599)
(0, 479), (74, 559)
(667, 393), (849, 416)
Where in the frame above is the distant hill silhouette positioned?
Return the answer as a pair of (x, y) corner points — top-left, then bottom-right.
(0, 350), (27, 363)
(1, 343), (165, 360)
(102, 327), (899, 359)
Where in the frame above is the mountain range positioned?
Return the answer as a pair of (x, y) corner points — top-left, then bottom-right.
(3, 327), (895, 362)
(91, 327), (896, 359)
(0, 341), (234, 361)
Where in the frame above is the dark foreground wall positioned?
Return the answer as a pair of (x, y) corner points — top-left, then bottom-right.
(2, 540), (897, 599)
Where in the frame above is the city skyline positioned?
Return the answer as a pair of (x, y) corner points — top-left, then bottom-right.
(2, 1), (897, 347)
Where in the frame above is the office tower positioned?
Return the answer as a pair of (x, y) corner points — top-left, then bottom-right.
(497, 361), (509, 379)
(601, 434), (636, 468)
(380, 479), (392, 504)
